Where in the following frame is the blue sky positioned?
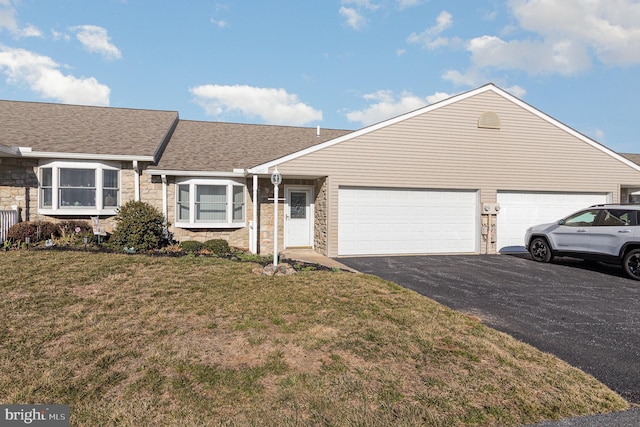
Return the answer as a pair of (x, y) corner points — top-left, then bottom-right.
(1, 0), (639, 153)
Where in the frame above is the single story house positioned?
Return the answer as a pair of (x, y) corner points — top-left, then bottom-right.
(2, 83), (640, 256)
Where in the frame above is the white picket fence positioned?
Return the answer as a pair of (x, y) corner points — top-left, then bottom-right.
(0, 209), (18, 243)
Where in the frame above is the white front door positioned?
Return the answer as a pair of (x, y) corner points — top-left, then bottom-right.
(285, 187), (313, 247)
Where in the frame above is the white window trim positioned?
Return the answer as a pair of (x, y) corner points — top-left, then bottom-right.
(38, 160), (120, 216)
(174, 178), (246, 228)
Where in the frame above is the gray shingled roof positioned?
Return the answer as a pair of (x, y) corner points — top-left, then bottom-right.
(151, 120), (352, 172)
(622, 153), (640, 166)
(0, 100), (178, 159)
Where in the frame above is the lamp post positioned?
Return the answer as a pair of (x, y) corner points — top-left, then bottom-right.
(270, 168), (282, 267)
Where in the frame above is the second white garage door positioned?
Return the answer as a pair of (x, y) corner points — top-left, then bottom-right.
(338, 187), (478, 256)
(496, 191), (609, 252)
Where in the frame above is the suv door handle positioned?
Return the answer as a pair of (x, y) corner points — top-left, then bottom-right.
(576, 229), (588, 232)
(618, 229), (631, 233)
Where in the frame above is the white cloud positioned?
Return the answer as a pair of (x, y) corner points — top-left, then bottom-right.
(455, 0), (640, 79)
(342, 0), (380, 11)
(590, 128), (606, 142)
(0, 46), (111, 105)
(210, 18), (229, 29)
(52, 29), (71, 41)
(0, 1), (41, 38)
(71, 25), (122, 60)
(339, 6), (366, 30)
(19, 24), (42, 37)
(509, 0), (640, 66)
(467, 35), (591, 75)
(397, 0), (423, 9)
(503, 84), (526, 99)
(407, 11), (456, 49)
(190, 84), (322, 126)
(441, 68), (485, 87)
(431, 0), (640, 97)
(346, 90), (445, 126)
(426, 91), (452, 104)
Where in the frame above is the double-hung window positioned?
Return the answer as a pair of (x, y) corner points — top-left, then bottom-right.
(38, 161), (120, 215)
(175, 178), (245, 228)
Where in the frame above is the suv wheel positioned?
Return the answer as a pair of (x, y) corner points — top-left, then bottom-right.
(529, 237), (553, 263)
(622, 249), (640, 281)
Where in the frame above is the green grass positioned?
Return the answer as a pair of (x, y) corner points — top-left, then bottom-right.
(0, 251), (628, 426)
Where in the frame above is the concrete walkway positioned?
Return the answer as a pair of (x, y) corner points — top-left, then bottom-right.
(280, 249), (359, 273)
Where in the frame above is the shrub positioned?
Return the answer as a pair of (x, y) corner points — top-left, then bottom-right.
(203, 239), (230, 256)
(7, 221), (56, 243)
(56, 220), (93, 237)
(179, 240), (203, 253)
(55, 220), (94, 244)
(109, 201), (167, 252)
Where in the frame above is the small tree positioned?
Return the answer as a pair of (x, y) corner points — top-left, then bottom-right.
(109, 201), (167, 252)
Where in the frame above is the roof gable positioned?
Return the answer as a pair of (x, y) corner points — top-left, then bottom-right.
(248, 83), (640, 173)
(0, 100), (179, 161)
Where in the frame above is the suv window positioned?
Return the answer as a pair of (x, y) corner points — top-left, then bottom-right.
(598, 209), (637, 226)
(562, 209), (599, 227)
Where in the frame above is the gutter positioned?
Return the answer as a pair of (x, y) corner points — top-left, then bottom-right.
(145, 169), (247, 178)
(13, 148), (154, 162)
(133, 160), (141, 201)
(251, 174), (258, 254)
(161, 174), (168, 227)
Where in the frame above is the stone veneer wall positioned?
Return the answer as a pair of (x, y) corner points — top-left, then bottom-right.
(139, 173), (163, 214)
(0, 157), (38, 221)
(256, 177), (280, 255)
(313, 177), (328, 255)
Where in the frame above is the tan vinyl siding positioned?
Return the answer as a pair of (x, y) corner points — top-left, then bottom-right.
(276, 91), (640, 256)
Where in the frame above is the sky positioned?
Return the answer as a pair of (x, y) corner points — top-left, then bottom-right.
(1, 0), (639, 153)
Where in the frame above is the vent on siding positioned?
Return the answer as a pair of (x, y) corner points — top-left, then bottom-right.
(478, 111), (501, 129)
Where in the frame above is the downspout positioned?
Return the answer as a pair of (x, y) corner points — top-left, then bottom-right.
(251, 174), (258, 254)
(133, 160), (140, 202)
(161, 174), (168, 226)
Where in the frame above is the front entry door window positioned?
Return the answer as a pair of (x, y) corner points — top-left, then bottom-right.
(286, 188), (313, 247)
(290, 192), (307, 219)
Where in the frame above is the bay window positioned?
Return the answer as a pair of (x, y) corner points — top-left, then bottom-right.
(38, 161), (120, 214)
(175, 178), (245, 228)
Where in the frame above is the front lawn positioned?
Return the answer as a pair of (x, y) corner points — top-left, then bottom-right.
(0, 251), (627, 426)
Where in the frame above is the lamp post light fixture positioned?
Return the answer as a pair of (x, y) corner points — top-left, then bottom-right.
(24, 235), (30, 250)
(270, 168), (283, 267)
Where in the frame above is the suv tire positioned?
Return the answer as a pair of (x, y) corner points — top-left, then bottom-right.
(529, 237), (553, 263)
(622, 249), (640, 281)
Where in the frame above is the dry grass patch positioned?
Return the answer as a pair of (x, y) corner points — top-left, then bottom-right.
(0, 251), (627, 426)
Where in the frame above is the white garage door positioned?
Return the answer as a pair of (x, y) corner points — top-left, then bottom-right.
(496, 192), (609, 252)
(338, 187), (478, 256)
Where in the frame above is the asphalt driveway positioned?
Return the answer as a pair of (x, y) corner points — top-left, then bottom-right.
(338, 254), (640, 404)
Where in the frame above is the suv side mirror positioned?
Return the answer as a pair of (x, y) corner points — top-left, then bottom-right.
(557, 219), (565, 225)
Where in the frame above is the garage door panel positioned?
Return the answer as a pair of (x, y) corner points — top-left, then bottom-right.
(338, 187), (478, 256)
(496, 192), (608, 252)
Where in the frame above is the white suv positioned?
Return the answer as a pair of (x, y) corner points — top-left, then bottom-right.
(525, 204), (640, 280)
